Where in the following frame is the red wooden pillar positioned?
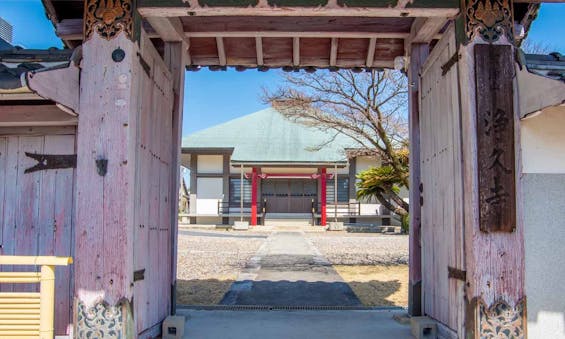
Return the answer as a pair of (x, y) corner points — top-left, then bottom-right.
(251, 167), (258, 226)
(320, 168), (327, 226)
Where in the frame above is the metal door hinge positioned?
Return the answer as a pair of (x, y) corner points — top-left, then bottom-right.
(448, 266), (466, 281)
(24, 153), (77, 173)
(441, 52), (460, 76)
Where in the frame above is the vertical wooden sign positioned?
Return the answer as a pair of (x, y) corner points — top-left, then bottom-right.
(475, 44), (516, 233)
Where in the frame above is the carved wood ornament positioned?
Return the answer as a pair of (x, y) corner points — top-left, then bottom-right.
(465, 0), (513, 43)
(478, 299), (526, 338)
(84, 0), (134, 41)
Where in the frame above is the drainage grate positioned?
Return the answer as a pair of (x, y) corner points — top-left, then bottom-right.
(178, 305), (405, 312)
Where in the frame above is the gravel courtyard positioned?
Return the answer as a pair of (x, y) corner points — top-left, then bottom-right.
(176, 229), (267, 305)
(305, 232), (409, 266)
(176, 228), (409, 306)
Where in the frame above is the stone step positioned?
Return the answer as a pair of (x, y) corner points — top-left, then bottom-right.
(264, 219), (312, 227)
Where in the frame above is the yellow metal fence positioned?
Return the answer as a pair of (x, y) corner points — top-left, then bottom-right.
(0, 256), (73, 339)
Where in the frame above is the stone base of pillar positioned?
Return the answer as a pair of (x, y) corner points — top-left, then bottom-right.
(76, 300), (134, 338)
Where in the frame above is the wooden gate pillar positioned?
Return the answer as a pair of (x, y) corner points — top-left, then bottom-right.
(408, 43), (429, 317)
(74, 1), (140, 337)
(458, 0), (526, 337)
(164, 41), (188, 316)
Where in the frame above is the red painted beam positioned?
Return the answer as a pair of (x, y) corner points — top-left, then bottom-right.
(251, 167), (258, 226)
(320, 168), (327, 226)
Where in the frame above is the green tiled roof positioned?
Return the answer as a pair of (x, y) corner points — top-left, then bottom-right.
(182, 108), (357, 164)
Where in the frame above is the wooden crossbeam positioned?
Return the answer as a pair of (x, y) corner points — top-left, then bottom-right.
(56, 19), (160, 41)
(138, 5), (460, 18)
(293, 37), (300, 66)
(255, 37), (264, 66)
(216, 37), (227, 66)
(330, 38), (339, 67)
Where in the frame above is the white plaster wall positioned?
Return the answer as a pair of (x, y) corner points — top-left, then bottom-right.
(521, 106), (565, 339)
(355, 156), (380, 173)
(197, 155), (223, 173)
(523, 174), (565, 339)
(521, 106), (565, 174)
(355, 156), (379, 206)
(360, 203), (382, 215)
(196, 177), (223, 215)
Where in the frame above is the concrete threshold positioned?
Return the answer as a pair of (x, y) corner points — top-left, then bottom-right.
(176, 308), (413, 339)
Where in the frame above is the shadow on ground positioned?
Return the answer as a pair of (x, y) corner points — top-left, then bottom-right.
(176, 279), (403, 307)
(177, 279), (235, 305)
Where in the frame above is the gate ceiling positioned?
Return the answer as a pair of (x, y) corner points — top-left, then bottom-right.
(44, 0), (538, 70)
(46, 0), (461, 69)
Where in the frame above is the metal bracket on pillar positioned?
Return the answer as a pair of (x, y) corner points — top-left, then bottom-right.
(96, 158), (108, 176)
(133, 269), (145, 282)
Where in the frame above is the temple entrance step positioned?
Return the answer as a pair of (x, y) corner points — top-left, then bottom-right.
(264, 213), (312, 227)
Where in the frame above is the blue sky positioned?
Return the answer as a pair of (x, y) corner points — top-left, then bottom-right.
(2, 0), (564, 137)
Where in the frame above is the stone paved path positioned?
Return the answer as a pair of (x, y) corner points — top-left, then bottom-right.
(220, 231), (362, 306)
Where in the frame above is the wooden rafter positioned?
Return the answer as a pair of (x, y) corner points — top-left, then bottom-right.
(55, 19), (83, 41)
(255, 37), (264, 66)
(330, 38), (338, 67)
(216, 37), (226, 66)
(366, 37), (377, 68)
(293, 37), (300, 66)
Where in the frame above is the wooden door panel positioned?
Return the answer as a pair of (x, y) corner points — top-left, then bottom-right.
(0, 133), (75, 335)
(419, 25), (465, 334)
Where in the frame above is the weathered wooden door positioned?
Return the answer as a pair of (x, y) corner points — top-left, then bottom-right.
(262, 179), (316, 213)
(419, 26), (466, 336)
(0, 127), (75, 336)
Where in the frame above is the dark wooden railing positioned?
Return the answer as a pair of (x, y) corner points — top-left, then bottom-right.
(315, 202), (362, 216)
(217, 201), (265, 215)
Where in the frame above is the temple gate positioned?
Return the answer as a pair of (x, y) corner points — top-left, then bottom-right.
(1, 0), (560, 337)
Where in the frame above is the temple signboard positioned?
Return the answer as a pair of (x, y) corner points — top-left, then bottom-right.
(475, 44), (516, 233)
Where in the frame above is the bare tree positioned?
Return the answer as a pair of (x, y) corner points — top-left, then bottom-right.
(521, 39), (552, 54)
(264, 69), (409, 216)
